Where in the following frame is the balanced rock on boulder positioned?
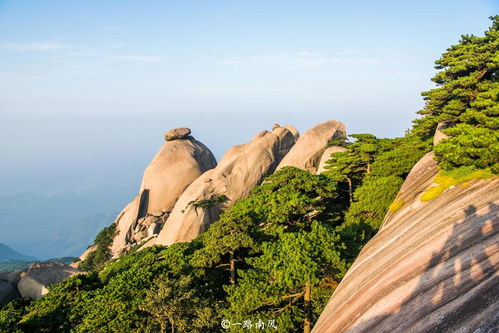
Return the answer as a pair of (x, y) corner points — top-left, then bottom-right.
(144, 125), (296, 247)
(109, 129), (217, 258)
(17, 262), (83, 299)
(164, 127), (191, 141)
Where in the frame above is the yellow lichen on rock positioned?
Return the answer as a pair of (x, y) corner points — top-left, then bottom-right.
(420, 167), (495, 202)
(388, 199), (405, 212)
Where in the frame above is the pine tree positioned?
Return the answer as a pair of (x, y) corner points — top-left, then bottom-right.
(413, 16), (499, 172)
(323, 134), (384, 202)
(223, 222), (347, 332)
(192, 167), (341, 285)
(140, 275), (197, 333)
(191, 212), (256, 285)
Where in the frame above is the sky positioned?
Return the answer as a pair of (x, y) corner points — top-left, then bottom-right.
(0, 0), (497, 198)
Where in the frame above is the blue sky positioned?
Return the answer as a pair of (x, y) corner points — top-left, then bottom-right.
(0, 0), (497, 196)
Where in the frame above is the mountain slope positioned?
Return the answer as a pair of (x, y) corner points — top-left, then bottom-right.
(312, 152), (499, 332)
(0, 243), (37, 262)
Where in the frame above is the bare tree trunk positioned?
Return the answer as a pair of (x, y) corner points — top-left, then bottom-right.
(230, 251), (236, 285)
(304, 281), (311, 333)
(367, 163), (371, 174)
(347, 178), (353, 204)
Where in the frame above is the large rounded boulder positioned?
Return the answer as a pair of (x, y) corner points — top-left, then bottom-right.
(145, 125), (296, 247)
(17, 262), (83, 299)
(139, 133), (217, 216)
(277, 120), (346, 173)
(0, 270), (23, 305)
(108, 129), (217, 257)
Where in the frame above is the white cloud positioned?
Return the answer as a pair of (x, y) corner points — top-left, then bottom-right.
(1, 42), (68, 52)
(219, 51), (382, 71)
(183, 84), (301, 95)
(112, 55), (164, 63)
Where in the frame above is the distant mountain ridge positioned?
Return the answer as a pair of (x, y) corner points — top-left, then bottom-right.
(0, 243), (37, 262)
(0, 257), (76, 272)
(0, 189), (130, 259)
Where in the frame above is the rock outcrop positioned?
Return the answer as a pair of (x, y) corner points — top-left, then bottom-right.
(109, 129), (217, 257)
(313, 152), (499, 333)
(433, 121), (453, 146)
(164, 127), (191, 141)
(316, 146), (347, 174)
(17, 262), (83, 299)
(145, 125), (296, 247)
(277, 120), (346, 173)
(284, 124), (300, 142)
(70, 245), (97, 268)
(0, 270), (22, 305)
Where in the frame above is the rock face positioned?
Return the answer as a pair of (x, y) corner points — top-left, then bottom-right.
(0, 270), (22, 306)
(109, 131), (217, 257)
(17, 262), (83, 299)
(284, 124), (300, 142)
(139, 136), (216, 216)
(433, 121), (453, 146)
(316, 146), (347, 174)
(145, 126), (296, 247)
(313, 152), (499, 333)
(277, 120), (346, 173)
(70, 245), (97, 268)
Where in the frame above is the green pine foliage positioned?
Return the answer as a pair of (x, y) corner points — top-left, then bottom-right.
(323, 134), (393, 203)
(223, 221), (347, 332)
(0, 138), (430, 332)
(0, 145), (432, 332)
(334, 135), (430, 261)
(434, 124), (499, 172)
(0, 298), (32, 333)
(413, 16), (498, 172)
(78, 223), (116, 272)
(345, 136), (431, 229)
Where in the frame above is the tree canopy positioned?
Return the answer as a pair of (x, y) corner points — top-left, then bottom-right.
(413, 16), (498, 172)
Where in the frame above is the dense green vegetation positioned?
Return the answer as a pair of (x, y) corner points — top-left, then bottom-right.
(78, 224), (116, 272)
(413, 15), (498, 173)
(0, 17), (496, 333)
(0, 147), (428, 332)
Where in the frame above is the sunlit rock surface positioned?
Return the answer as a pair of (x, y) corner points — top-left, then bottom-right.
(313, 152), (499, 333)
(277, 120), (346, 173)
(17, 262), (83, 299)
(145, 125), (295, 247)
(108, 130), (216, 257)
(316, 146), (347, 174)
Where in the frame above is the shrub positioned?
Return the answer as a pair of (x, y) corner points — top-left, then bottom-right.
(79, 224), (116, 272)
